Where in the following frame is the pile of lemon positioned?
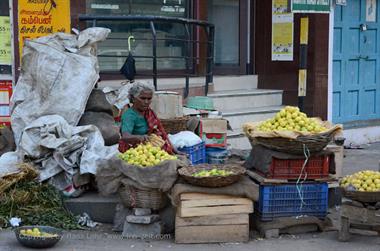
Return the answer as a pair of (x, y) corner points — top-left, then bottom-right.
(20, 228), (58, 238)
(257, 106), (327, 133)
(192, 168), (233, 177)
(118, 143), (177, 167)
(340, 170), (380, 192)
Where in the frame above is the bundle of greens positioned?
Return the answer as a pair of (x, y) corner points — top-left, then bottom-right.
(0, 164), (79, 230)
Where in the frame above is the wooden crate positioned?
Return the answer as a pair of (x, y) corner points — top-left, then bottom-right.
(177, 193), (253, 218)
(325, 144), (344, 179)
(338, 202), (380, 242)
(175, 193), (253, 243)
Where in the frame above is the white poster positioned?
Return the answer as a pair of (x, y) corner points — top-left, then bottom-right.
(272, 0), (294, 61)
(366, 0), (377, 22)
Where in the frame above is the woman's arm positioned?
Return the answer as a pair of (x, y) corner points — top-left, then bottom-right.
(121, 131), (148, 145)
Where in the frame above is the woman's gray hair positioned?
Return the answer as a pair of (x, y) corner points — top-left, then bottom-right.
(128, 82), (155, 102)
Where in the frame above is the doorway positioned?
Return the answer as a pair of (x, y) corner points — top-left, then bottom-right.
(333, 0), (380, 123)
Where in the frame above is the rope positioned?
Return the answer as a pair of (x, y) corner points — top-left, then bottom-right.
(296, 143), (310, 210)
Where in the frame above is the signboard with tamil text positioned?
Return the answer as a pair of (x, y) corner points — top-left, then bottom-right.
(18, 0), (71, 60)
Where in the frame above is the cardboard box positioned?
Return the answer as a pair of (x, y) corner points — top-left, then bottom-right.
(200, 119), (227, 147)
(151, 91), (183, 119)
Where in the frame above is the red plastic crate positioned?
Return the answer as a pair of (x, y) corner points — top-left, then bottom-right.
(266, 155), (330, 179)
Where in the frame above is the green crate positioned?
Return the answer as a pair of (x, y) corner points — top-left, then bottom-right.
(185, 96), (214, 110)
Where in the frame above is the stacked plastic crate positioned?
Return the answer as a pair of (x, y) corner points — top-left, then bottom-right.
(178, 141), (206, 165)
(249, 146), (330, 223)
(199, 118), (228, 164)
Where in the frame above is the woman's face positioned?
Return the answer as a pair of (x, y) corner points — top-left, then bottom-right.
(133, 90), (153, 112)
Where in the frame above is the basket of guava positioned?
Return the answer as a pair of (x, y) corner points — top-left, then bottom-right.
(243, 106), (343, 155)
(178, 164), (246, 188)
(340, 170), (380, 203)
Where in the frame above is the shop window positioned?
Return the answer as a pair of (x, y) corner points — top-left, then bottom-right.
(84, 0), (189, 72)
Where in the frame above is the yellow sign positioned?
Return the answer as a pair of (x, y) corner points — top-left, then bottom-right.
(272, 0), (293, 61)
(18, 0), (71, 59)
(300, 17), (309, 44)
(273, 22), (293, 47)
(0, 16), (12, 65)
(298, 69), (307, 96)
(273, 0), (289, 14)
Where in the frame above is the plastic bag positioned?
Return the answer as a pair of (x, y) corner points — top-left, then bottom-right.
(168, 131), (202, 148)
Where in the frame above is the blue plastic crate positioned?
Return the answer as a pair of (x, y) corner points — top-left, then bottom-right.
(179, 142), (206, 165)
(255, 183), (328, 221)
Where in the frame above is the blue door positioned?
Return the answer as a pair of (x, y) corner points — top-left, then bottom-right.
(333, 0), (380, 123)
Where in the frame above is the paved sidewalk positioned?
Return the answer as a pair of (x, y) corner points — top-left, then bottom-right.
(343, 142), (380, 175)
(1, 229), (380, 251)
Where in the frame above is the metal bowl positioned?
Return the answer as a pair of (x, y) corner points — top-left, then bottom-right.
(15, 226), (62, 249)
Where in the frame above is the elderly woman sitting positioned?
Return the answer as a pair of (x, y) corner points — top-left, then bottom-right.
(119, 82), (174, 154)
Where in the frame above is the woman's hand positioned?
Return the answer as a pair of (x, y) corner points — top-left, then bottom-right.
(122, 132), (148, 145)
(138, 135), (149, 143)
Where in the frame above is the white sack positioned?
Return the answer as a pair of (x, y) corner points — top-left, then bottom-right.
(18, 115), (118, 183)
(11, 27), (111, 145)
(103, 82), (133, 110)
(0, 152), (22, 178)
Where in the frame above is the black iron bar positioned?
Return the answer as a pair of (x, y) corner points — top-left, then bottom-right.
(79, 15), (215, 97)
(150, 21), (157, 91)
(205, 26), (214, 96)
(97, 55), (210, 60)
(79, 15), (213, 28)
(184, 23), (191, 98)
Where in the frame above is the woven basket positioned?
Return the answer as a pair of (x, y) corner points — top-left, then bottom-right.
(161, 116), (189, 134)
(178, 164), (246, 188)
(342, 189), (380, 203)
(248, 130), (336, 155)
(118, 185), (167, 210)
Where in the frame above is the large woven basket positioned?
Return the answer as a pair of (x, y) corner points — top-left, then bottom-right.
(161, 116), (189, 134)
(118, 185), (167, 210)
(248, 130), (336, 155)
(342, 189), (380, 203)
(178, 164), (246, 188)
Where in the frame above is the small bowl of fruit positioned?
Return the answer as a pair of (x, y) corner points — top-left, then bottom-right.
(15, 226), (62, 248)
(178, 164), (246, 188)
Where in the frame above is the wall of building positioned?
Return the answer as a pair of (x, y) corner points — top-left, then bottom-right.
(255, 0), (330, 120)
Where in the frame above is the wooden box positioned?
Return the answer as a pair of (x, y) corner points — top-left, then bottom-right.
(325, 144), (344, 179)
(175, 193), (253, 244)
(151, 91), (183, 119)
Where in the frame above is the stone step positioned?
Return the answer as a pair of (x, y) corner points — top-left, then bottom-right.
(64, 192), (119, 224)
(98, 75), (257, 93)
(208, 89), (283, 112)
(223, 105), (283, 131)
(65, 192), (177, 233)
(212, 75), (258, 91)
(227, 130), (252, 150)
